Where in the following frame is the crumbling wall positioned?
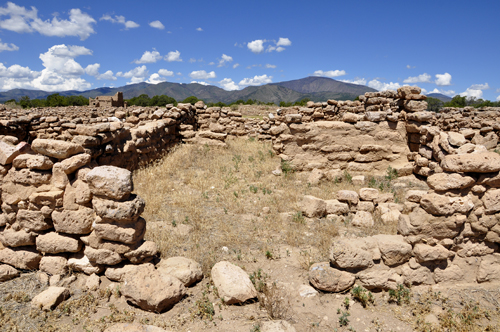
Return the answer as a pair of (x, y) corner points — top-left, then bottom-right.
(0, 102), (199, 170)
(0, 138), (157, 277)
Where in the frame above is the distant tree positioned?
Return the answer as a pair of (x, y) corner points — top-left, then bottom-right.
(30, 99), (47, 108)
(181, 96), (200, 104)
(46, 93), (68, 107)
(293, 98), (310, 106)
(19, 96), (31, 109)
(426, 97), (444, 112)
(443, 95), (466, 108)
(128, 94), (150, 106)
(245, 99), (255, 105)
(353, 96), (360, 101)
(279, 101), (292, 107)
(149, 94), (177, 107)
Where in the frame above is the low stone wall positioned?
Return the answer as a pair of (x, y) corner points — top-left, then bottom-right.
(0, 138), (157, 277)
(0, 103), (199, 170)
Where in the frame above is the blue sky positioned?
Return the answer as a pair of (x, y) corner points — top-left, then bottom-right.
(0, 0), (499, 101)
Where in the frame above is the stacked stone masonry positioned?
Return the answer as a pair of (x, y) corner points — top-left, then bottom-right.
(1, 86), (500, 301)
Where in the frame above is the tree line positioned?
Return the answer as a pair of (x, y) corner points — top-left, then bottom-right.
(427, 95), (500, 112)
(5, 93), (500, 111)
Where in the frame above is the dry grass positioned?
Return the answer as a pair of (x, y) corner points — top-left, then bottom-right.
(133, 137), (411, 275)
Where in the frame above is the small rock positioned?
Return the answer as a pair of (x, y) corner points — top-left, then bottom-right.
(31, 286), (70, 311)
(211, 261), (257, 304)
(156, 256), (203, 287)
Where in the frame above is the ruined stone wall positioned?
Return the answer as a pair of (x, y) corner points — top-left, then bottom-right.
(0, 102), (199, 170)
(0, 138), (157, 280)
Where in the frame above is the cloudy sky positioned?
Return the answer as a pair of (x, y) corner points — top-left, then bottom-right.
(0, 0), (499, 101)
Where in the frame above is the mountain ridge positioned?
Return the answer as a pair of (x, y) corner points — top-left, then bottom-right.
(0, 76), (377, 104)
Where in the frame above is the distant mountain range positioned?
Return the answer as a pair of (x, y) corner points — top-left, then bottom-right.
(427, 93), (453, 102)
(0, 76), (378, 104)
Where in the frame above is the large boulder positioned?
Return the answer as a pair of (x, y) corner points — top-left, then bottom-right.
(308, 262), (355, 292)
(121, 263), (186, 312)
(39, 256), (68, 276)
(477, 254), (500, 282)
(441, 152), (500, 173)
(93, 218), (146, 244)
(156, 256), (203, 286)
(211, 261), (257, 304)
(31, 139), (84, 159)
(0, 228), (36, 247)
(482, 189), (500, 214)
(86, 166), (133, 200)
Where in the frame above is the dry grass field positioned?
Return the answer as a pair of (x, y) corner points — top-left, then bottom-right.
(1, 137), (500, 331)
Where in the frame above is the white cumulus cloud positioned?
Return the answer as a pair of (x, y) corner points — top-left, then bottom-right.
(190, 70), (216, 80)
(85, 63), (116, 81)
(0, 39), (18, 52)
(218, 54), (233, 67)
(219, 78), (239, 91)
(435, 72), (452, 86)
(100, 14), (139, 29)
(149, 20), (164, 30)
(0, 3), (96, 40)
(276, 37), (291, 47)
(165, 50), (182, 62)
(469, 83), (490, 90)
(239, 74), (272, 87)
(265, 64), (276, 69)
(233, 63), (239, 69)
(428, 88), (456, 96)
(158, 69), (174, 77)
(460, 88), (483, 99)
(117, 65), (149, 84)
(340, 78), (367, 85)
(313, 70), (346, 78)
(367, 79), (401, 91)
(496, 95), (500, 101)
(196, 27), (203, 31)
(134, 50), (162, 64)
(403, 73), (432, 84)
(146, 73), (166, 84)
(191, 80), (209, 85)
(247, 39), (265, 54)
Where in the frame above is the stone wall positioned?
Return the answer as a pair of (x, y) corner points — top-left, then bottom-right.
(0, 102), (199, 170)
(0, 139), (157, 278)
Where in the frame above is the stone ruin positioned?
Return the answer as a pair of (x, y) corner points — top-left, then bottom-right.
(1, 86), (500, 313)
(89, 91), (126, 108)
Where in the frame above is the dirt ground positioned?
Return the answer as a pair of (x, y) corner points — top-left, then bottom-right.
(1, 137), (500, 331)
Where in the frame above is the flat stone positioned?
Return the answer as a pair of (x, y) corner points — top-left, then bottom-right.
(31, 286), (69, 311)
(36, 232), (81, 254)
(31, 139), (84, 159)
(441, 152), (500, 173)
